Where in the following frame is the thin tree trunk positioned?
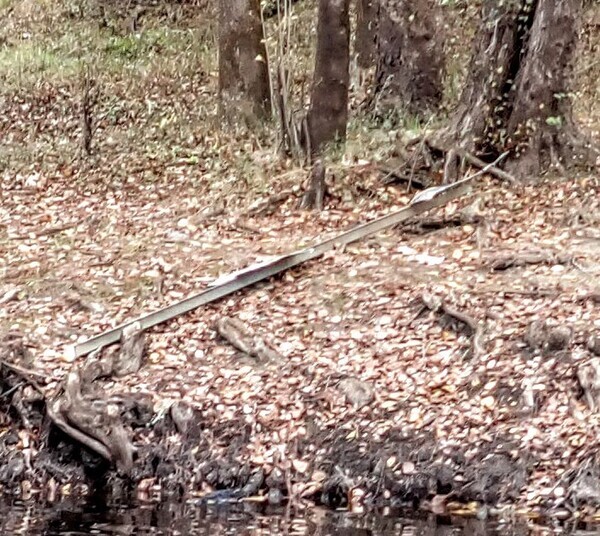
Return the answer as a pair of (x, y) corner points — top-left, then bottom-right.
(373, 0), (444, 116)
(437, 0), (598, 178)
(218, 0), (270, 119)
(306, 0), (351, 155)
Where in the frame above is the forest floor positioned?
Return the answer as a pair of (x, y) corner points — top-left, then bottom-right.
(1, 0), (600, 523)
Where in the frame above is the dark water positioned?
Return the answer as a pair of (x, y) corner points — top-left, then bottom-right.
(0, 501), (535, 536)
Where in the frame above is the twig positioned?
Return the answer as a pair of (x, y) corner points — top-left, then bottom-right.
(12, 223), (77, 240)
(0, 359), (47, 384)
(378, 165), (427, 189)
(1, 381), (25, 398)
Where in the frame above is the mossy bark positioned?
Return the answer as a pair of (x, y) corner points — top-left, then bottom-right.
(438, 0), (598, 178)
(218, 0), (270, 119)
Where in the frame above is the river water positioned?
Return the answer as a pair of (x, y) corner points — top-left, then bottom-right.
(0, 501), (536, 536)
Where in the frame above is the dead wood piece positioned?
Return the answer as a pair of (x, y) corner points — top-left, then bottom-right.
(578, 358), (600, 412)
(47, 370), (134, 474)
(113, 321), (145, 377)
(488, 250), (573, 271)
(216, 317), (282, 363)
(169, 401), (196, 436)
(443, 148), (460, 185)
(525, 320), (572, 353)
(81, 324), (144, 383)
(401, 212), (484, 235)
(588, 335), (600, 356)
(423, 139), (516, 184)
(300, 160), (327, 211)
(422, 292), (485, 358)
(1, 336), (46, 398)
(79, 67), (98, 157)
(337, 377), (374, 408)
(80, 348), (117, 384)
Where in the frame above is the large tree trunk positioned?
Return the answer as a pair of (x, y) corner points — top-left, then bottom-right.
(218, 0), (270, 119)
(373, 0), (444, 116)
(438, 0), (598, 178)
(306, 0), (351, 155)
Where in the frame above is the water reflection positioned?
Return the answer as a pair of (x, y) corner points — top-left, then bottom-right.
(1, 500), (533, 536)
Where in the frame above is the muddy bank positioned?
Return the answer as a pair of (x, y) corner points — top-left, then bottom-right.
(2, 319), (600, 520)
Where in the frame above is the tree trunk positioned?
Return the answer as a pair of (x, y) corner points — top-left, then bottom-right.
(373, 0), (444, 116)
(306, 0), (351, 155)
(218, 0), (270, 119)
(438, 0), (598, 178)
(356, 0), (377, 68)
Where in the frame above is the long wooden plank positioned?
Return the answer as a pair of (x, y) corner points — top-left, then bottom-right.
(70, 176), (476, 358)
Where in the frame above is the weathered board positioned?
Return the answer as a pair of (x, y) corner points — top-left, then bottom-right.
(70, 172), (481, 358)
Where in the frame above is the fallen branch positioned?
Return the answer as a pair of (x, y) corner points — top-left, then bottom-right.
(47, 370), (133, 472)
(401, 212), (483, 234)
(243, 190), (296, 217)
(460, 151), (517, 185)
(0, 360), (46, 397)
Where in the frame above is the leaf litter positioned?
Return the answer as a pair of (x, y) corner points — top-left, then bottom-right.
(0, 0), (599, 523)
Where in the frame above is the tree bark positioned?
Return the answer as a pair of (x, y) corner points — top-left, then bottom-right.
(438, 0), (598, 178)
(356, 0), (377, 68)
(373, 0), (444, 116)
(306, 0), (351, 155)
(218, 0), (270, 119)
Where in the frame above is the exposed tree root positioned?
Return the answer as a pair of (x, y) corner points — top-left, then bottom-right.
(300, 160), (327, 211)
(487, 250), (573, 271)
(216, 316), (282, 363)
(421, 292), (485, 359)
